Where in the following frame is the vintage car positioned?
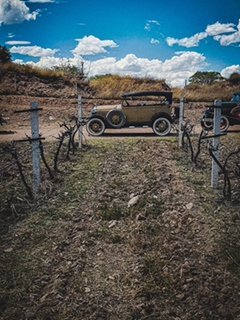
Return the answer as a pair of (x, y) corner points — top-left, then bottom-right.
(86, 91), (178, 136)
(201, 91), (240, 132)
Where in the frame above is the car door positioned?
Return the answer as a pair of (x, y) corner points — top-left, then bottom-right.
(138, 102), (156, 123)
(122, 103), (139, 123)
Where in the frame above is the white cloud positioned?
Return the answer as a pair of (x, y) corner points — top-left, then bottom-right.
(166, 32), (207, 48)
(166, 20), (240, 48)
(221, 64), (240, 78)
(13, 45), (208, 87)
(71, 35), (118, 56)
(144, 20), (160, 31)
(150, 38), (160, 44)
(206, 21), (236, 36)
(28, 0), (55, 2)
(86, 51), (207, 87)
(10, 45), (59, 57)
(148, 20), (160, 26)
(27, 56), (70, 69)
(213, 19), (240, 46)
(0, 0), (39, 25)
(6, 41), (31, 45)
(144, 20), (160, 33)
(8, 32), (15, 38)
(144, 23), (151, 31)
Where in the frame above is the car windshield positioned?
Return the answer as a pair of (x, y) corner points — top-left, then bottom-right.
(122, 94), (171, 107)
(122, 92), (172, 106)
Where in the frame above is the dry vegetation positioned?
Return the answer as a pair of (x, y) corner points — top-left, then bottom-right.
(0, 66), (240, 320)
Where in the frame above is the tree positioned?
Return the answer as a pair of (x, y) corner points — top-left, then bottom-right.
(189, 71), (225, 85)
(51, 60), (85, 78)
(0, 45), (12, 64)
(229, 72), (240, 85)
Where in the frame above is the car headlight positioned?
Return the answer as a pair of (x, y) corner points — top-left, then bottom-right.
(91, 106), (97, 114)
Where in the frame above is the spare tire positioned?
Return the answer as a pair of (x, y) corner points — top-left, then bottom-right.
(106, 109), (126, 128)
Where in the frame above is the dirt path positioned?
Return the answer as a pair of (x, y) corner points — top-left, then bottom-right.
(0, 95), (206, 142)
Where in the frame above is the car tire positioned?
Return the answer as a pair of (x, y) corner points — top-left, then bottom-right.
(152, 117), (171, 136)
(201, 115), (229, 132)
(86, 118), (105, 136)
(106, 109), (126, 128)
(219, 115), (229, 132)
(233, 110), (240, 119)
(201, 116), (213, 131)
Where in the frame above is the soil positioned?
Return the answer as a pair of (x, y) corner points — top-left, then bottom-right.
(0, 93), (240, 319)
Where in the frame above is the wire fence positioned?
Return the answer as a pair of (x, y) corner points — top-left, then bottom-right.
(0, 98), (239, 203)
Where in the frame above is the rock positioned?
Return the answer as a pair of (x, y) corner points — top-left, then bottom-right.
(127, 195), (139, 207)
(186, 202), (193, 210)
(108, 220), (117, 228)
(136, 213), (146, 221)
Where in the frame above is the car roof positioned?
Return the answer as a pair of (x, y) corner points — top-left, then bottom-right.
(121, 91), (172, 103)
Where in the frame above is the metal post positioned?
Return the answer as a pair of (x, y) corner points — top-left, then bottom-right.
(211, 100), (221, 188)
(30, 101), (40, 194)
(179, 94), (184, 147)
(78, 95), (82, 148)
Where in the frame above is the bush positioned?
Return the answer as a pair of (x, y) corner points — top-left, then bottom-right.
(229, 72), (240, 85)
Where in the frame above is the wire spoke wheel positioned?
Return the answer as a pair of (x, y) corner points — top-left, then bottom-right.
(106, 110), (126, 128)
(86, 118), (105, 136)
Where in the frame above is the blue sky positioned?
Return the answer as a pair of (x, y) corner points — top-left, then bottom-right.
(0, 0), (240, 87)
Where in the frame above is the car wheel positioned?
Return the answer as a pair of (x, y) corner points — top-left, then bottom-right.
(233, 110), (240, 119)
(106, 110), (126, 128)
(86, 118), (105, 136)
(219, 115), (229, 132)
(152, 117), (171, 136)
(201, 116), (213, 131)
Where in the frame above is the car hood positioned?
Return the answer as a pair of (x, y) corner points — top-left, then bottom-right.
(96, 104), (122, 111)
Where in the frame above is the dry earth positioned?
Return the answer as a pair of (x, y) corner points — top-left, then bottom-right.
(0, 94), (240, 320)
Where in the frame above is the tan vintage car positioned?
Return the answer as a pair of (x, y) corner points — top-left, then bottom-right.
(86, 91), (177, 136)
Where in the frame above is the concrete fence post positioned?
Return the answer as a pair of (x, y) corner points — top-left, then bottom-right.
(30, 101), (41, 194)
(178, 94), (184, 147)
(78, 95), (82, 148)
(211, 99), (222, 188)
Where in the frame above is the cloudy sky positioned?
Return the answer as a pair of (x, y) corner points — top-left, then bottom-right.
(0, 0), (240, 87)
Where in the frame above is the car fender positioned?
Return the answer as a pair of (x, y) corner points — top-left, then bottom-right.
(88, 114), (107, 125)
(150, 112), (173, 125)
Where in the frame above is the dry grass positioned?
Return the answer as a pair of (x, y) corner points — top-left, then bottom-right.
(0, 62), (65, 80)
(0, 136), (240, 319)
(1, 63), (240, 102)
(89, 75), (169, 98)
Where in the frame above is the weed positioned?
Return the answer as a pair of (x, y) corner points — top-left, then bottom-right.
(97, 202), (127, 221)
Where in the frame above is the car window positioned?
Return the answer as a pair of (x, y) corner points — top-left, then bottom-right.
(122, 96), (169, 107)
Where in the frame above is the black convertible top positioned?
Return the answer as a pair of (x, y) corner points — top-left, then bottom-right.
(121, 91), (173, 104)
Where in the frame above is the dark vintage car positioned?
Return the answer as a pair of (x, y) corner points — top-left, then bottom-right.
(86, 91), (179, 136)
(201, 92), (240, 132)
